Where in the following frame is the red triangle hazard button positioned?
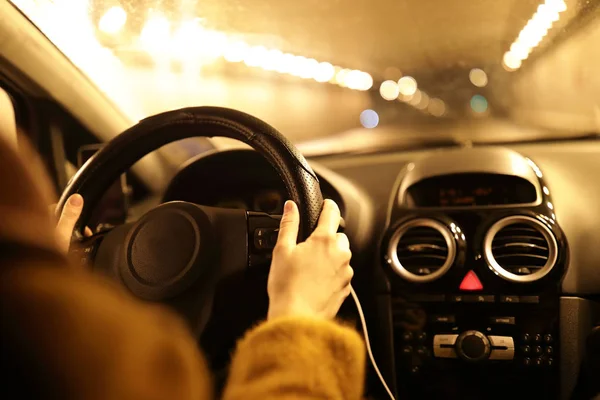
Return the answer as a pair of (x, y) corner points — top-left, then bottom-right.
(459, 270), (483, 291)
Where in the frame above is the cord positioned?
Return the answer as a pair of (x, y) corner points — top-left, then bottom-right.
(350, 285), (397, 400)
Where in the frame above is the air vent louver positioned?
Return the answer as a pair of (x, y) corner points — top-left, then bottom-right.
(396, 226), (448, 276)
(387, 219), (456, 283)
(484, 216), (558, 283)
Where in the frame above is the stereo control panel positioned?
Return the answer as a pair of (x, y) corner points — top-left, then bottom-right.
(392, 295), (560, 399)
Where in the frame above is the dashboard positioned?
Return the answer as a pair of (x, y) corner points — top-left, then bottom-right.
(162, 149), (345, 216)
(316, 139), (600, 400)
(158, 140), (600, 400)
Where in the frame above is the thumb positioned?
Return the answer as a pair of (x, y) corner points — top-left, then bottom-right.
(276, 200), (299, 248)
(56, 194), (84, 252)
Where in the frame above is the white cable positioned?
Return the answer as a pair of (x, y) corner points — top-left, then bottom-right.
(350, 285), (397, 400)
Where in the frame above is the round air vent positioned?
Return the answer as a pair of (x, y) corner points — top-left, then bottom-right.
(483, 216), (558, 283)
(387, 218), (457, 283)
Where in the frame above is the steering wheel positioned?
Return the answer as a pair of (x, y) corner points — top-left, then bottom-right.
(56, 107), (324, 336)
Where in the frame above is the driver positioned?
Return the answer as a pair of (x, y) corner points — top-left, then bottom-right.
(0, 132), (366, 399)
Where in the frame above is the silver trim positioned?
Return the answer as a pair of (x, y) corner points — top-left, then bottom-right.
(483, 216), (558, 283)
(433, 347), (458, 359)
(488, 336), (515, 349)
(489, 348), (515, 360)
(455, 330), (491, 362)
(433, 334), (459, 347)
(387, 218), (456, 283)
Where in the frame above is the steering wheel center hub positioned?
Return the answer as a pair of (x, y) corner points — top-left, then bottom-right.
(120, 203), (214, 300)
(130, 210), (199, 284)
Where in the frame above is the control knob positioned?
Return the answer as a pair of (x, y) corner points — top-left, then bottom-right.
(455, 330), (491, 362)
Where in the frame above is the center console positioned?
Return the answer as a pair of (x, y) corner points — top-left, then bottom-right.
(378, 148), (569, 400)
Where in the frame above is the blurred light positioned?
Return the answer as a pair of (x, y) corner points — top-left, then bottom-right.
(543, 186), (550, 195)
(172, 20), (202, 61)
(140, 15), (171, 55)
(379, 80), (400, 101)
(313, 62), (335, 82)
(470, 95), (488, 113)
(335, 69), (350, 86)
(200, 30), (228, 60)
(135, 16), (374, 91)
(261, 49), (284, 71)
(407, 90), (422, 106)
(398, 76), (418, 96)
(223, 40), (249, 62)
(98, 6), (127, 34)
(428, 98), (446, 117)
(502, 0), (566, 71)
(415, 92), (430, 110)
(244, 45), (269, 67)
(383, 66), (402, 81)
(469, 68), (488, 87)
(358, 72), (374, 90)
(397, 93), (412, 102)
(503, 52), (522, 71)
(275, 53), (295, 74)
(360, 109), (379, 129)
(345, 70), (373, 91)
(299, 58), (319, 79)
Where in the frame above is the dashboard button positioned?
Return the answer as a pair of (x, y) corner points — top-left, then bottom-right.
(416, 346), (429, 356)
(448, 295), (464, 303)
(417, 332), (427, 342)
(489, 348), (515, 360)
(433, 334), (459, 347)
(522, 333), (531, 343)
(433, 347), (458, 359)
(464, 295), (495, 303)
(522, 345), (531, 355)
(535, 358), (543, 367)
(546, 357), (554, 367)
(534, 346), (543, 355)
(520, 296), (540, 304)
(490, 316), (515, 325)
(402, 331), (414, 341)
(523, 357), (532, 366)
(401, 345), (413, 355)
(430, 315), (456, 324)
(499, 295), (520, 303)
(488, 336), (515, 349)
(254, 228), (278, 250)
(534, 334), (542, 343)
(546, 346), (554, 355)
(544, 334), (553, 344)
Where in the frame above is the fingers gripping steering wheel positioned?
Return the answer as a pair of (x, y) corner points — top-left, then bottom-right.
(56, 107), (324, 335)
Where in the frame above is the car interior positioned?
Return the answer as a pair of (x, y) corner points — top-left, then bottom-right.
(1, 0), (600, 399)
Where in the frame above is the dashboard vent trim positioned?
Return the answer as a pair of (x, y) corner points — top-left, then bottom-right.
(483, 216), (558, 283)
(387, 218), (456, 283)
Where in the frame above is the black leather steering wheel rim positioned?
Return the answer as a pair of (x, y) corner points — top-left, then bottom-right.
(56, 106), (324, 241)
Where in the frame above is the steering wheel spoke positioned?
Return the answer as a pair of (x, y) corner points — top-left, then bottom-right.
(247, 211), (282, 266)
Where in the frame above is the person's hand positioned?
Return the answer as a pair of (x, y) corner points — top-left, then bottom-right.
(53, 194), (91, 253)
(267, 199), (353, 320)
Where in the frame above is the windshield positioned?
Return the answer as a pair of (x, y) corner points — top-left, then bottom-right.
(8, 0), (600, 148)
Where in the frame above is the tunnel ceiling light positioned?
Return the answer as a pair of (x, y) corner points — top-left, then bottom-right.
(469, 68), (488, 87)
(134, 18), (373, 91)
(398, 76), (418, 96)
(502, 0), (567, 71)
(99, 6), (127, 34)
(379, 80), (400, 100)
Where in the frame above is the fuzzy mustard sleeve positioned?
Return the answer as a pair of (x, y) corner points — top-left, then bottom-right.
(223, 316), (366, 400)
